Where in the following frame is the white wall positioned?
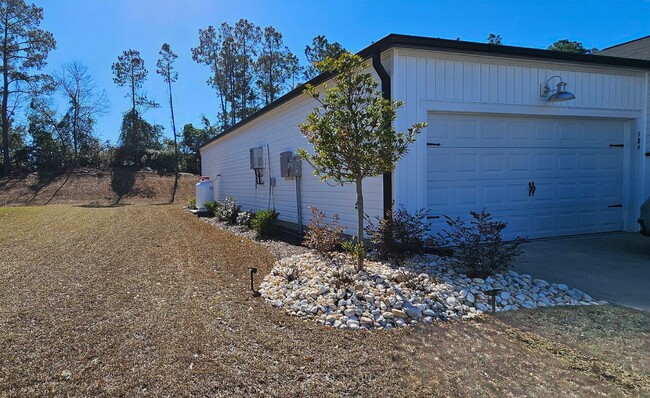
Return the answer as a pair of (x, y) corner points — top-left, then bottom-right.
(200, 92), (383, 233)
(391, 48), (648, 222)
(201, 46), (648, 235)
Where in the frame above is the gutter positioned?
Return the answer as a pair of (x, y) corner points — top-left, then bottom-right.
(372, 52), (393, 218)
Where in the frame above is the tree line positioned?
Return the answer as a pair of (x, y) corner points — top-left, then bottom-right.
(0, 1), (346, 177)
(0, 0), (597, 178)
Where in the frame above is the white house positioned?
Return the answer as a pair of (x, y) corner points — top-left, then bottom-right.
(200, 34), (650, 240)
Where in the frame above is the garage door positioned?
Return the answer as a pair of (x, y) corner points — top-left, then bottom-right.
(427, 113), (625, 239)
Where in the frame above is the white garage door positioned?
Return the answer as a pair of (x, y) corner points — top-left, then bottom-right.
(427, 113), (625, 239)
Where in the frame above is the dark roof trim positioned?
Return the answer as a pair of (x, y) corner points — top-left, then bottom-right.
(200, 33), (650, 150)
(601, 35), (650, 51)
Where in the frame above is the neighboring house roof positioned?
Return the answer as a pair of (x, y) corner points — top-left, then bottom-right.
(200, 33), (650, 150)
(599, 35), (650, 60)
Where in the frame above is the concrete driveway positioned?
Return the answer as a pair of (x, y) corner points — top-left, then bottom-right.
(512, 232), (650, 312)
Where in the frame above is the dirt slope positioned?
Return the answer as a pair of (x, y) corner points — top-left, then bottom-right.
(0, 170), (198, 206)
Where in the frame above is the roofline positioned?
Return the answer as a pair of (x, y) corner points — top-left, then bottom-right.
(200, 33), (650, 150)
(601, 34), (650, 51)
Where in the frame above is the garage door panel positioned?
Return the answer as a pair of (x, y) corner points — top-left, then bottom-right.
(430, 115), (624, 149)
(429, 148), (622, 183)
(426, 113), (625, 239)
(428, 206), (623, 240)
(429, 178), (621, 212)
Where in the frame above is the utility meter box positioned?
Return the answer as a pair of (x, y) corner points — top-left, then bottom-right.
(249, 147), (264, 169)
(280, 151), (302, 177)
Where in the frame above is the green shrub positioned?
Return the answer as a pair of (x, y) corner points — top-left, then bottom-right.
(203, 201), (218, 216)
(188, 197), (197, 210)
(143, 149), (176, 173)
(341, 240), (366, 267)
(365, 206), (433, 266)
(303, 207), (346, 256)
(436, 209), (528, 278)
(236, 210), (256, 227)
(213, 197), (240, 224)
(251, 209), (279, 237)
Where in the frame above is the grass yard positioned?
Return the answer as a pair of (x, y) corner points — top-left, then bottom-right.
(0, 205), (648, 397)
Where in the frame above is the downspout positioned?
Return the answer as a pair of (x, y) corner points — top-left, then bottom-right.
(372, 52), (393, 218)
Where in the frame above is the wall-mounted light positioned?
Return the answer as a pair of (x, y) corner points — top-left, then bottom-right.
(540, 76), (576, 102)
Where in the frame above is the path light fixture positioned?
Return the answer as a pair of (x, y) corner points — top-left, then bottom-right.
(540, 76), (576, 102)
(483, 288), (503, 313)
(249, 267), (261, 297)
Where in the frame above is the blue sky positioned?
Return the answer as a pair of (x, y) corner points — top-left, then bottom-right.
(32, 0), (649, 144)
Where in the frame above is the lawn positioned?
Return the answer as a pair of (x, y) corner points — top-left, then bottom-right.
(0, 205), (648, 397)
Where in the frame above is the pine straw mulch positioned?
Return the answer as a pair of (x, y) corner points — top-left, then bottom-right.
(0, 205), (648, 397)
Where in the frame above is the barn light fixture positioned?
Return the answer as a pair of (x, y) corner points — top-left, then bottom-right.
(540, 76), (576, 102)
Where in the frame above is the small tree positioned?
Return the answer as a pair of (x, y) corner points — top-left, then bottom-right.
(298, 53), (427, 270)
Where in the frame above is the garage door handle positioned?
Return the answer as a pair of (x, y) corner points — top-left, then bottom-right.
(427, 143), (441, 147)
(528, 181), (537, 197)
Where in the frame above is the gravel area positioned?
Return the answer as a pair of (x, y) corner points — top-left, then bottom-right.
(260, 252), (605, 330)
(200, 214), (604, 329)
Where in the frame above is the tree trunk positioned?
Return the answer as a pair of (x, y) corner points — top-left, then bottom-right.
(168, 78), (179, 203)
(1, 24), (10, 176)
(72, 100), (78, 168)
(355, 178), (365, 271)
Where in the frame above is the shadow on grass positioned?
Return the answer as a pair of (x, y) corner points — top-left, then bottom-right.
(110, 167), (138, 205)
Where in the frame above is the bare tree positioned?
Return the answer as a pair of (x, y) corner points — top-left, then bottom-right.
(55, 61), (108, 166)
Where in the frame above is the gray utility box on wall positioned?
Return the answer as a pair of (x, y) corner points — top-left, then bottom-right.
(280, 151), (302, 177)
(250, 147), (264, 169)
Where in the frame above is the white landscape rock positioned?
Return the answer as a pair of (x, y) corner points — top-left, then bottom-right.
(257, 251), (605, 330)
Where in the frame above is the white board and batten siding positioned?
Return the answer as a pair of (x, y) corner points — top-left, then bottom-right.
(390, 47), (647, 238)
(200, 93), (384, 233)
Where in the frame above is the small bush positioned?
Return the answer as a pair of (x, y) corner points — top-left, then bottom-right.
(203, 201), (218, 216)
(281, 266), (300, 282)
(436, 208), (528, 279)
(213, 197), (240, 224)
(341, 240), (366, 270)
(236, 210), (256, 227)
(251, 209), (279, 237)
(188, 197), (197, 210)
(365, 206), (433, 266)
(303, 207), (346, 256)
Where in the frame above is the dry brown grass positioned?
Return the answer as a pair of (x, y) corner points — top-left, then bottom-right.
(0, 205), (648, 397)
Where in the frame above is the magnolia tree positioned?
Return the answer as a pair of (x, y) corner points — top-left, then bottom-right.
(298, 52), (427, 270)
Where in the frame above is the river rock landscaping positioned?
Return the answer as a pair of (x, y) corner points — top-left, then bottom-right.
(259, 252), (607, 330)
(197, 209), (607, 330)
